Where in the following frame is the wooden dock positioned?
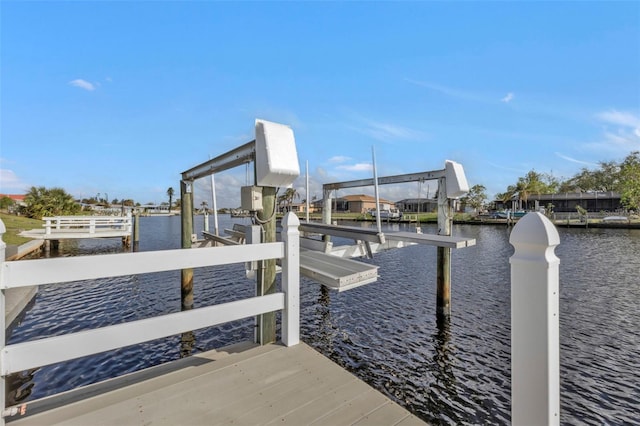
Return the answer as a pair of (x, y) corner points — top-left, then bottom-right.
(9, 342), (425, 426)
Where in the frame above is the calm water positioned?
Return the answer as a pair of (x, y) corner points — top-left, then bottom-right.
(7, 215), (640, 425)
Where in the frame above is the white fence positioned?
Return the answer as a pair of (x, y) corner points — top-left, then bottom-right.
(0, 213), (301, 423)
(0, 211), (560, 424)
(43, 214), (132, 235)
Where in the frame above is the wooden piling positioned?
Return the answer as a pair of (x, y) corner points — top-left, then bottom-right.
(436, 177), (452, 317)
(256, 186), (277, 344)
(132, 212), (140, 252)
(180, 180), (194, 309)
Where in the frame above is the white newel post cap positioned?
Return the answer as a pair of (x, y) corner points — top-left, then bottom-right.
(509, 212), (560, 259)
(282, 211), (300, 230)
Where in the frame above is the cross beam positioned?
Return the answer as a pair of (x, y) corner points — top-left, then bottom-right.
(181, 140), (256, 181)
(322, 169), (445, 191)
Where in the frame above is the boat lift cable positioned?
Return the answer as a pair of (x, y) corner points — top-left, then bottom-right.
(210, 155), (219, 236)
(372, 146), (382, 235)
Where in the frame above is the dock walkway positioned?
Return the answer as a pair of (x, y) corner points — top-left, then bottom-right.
(10, 342), (425, 426)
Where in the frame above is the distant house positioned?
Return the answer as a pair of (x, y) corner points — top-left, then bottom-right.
(0, 194), (26, 206)
(284, 202), (321, 214)
(0, 194), (27, 214)
(494, 191), (623, 213)
(339, 194), (394, 214)
(309, 194), (395, 214)
(396, 198), (438, 213)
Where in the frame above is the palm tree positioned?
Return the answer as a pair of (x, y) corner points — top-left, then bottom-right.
(514, 171), (547, 210)
(283, 188), (300, 212)
(167, 187), (175, 211)
(24, 186), (80, 219)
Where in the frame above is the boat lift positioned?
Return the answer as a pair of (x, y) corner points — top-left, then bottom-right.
(182, 120), (475, 301)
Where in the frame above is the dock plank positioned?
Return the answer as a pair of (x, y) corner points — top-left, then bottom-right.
(309, 388), (390, 425)
(9, 343), (426, 426)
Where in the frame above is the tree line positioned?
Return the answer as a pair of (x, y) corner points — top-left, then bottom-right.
(462, 151), (640, 212)
(4, 152), (639, 219)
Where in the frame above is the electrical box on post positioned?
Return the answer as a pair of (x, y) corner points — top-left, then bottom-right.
(255, 119), (300, 187)
(241, 186), (263, 211)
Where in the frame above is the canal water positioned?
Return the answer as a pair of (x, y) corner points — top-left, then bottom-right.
(7, 215), (640, 425)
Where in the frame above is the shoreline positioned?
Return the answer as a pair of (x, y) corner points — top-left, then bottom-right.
(317, 216), (640, 230)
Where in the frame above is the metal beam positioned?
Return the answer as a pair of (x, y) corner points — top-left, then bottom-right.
(323, 169), (445, 191)
(181, 140), (256, 181)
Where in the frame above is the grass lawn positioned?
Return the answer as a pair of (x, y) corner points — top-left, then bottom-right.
(0, 212), (41, 245)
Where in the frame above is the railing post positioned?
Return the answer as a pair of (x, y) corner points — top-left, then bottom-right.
(90, 218), (96, 234)
(0, 220), (6, 425)
(44, 218), (52, 235)
(509, 212), (560, 426)
(281, 212), (300, 346)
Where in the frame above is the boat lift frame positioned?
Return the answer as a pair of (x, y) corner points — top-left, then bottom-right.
(319, 166), (460, 317)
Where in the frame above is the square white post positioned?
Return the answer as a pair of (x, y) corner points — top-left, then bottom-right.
(509, 212), (560, 425)
(281, 212), (300, 346)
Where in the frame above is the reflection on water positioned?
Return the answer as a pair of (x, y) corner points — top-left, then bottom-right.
(6, 215), (640, 425)
(6, 369), (37, 406)
(180, 331), (196, 358)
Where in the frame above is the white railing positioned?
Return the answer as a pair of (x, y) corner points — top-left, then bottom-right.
(43, 213), (133, 235)
(0, 211), (561, 424)
(0, 212), (301, 423)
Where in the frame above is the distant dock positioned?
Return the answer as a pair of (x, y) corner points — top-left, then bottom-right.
(18, 215), (133, 248)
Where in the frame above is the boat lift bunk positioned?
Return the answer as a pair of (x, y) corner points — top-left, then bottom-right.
(199, 222), (377, 291)
(294, 222), (475, 292)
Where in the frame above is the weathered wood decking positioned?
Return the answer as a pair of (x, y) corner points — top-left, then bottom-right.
(9, 342), (425, 426)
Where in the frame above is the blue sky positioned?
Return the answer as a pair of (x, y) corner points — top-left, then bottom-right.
(1, 1), (639, 208)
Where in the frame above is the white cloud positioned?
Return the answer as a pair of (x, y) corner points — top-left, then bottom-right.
(501, 92), (515, 103)
(554, 152), (599, 167)
(405, 78), (483, 102)
(328, 156), (350, 164)
(588, 110), (640, 154)
(0, 169), (29, 193)
(350, 119), (425, 143)
(69, 79), (96, 91)
(366, 121), (422, 141)
(336, 162), (373, 172)
(597, 110), (640, 128)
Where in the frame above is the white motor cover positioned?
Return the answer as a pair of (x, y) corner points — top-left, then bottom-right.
(255, 119), (300, 187)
